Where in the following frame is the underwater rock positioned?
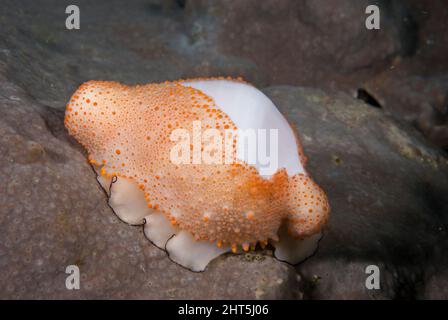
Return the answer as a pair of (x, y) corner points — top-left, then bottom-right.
(2, 0), (448, 148)
(1, 74), (448, 298)
(185, 0), (448, 148)
(0, 78), (303, 299)
(364, 66), (448, 149)
(184, 0), (405, 89)
(1, 0), (448, 299)
(265, 86), (448, 299)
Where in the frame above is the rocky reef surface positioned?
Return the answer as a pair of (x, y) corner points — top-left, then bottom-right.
(0, 0), (447, 299)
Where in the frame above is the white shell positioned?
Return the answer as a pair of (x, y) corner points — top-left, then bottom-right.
(181, 80), (305, 177)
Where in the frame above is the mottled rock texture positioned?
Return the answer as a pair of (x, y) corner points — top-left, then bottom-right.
(2, 0), (448, 147)
(364, 0), (448, 149)
(184, 0), (448, 148)
(0, 0), (447, 299)
(0, 70), (303, 299)
(267, 86), (448, 299)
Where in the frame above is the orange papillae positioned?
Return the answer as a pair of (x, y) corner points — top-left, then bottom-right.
(64, 78), (329, 249)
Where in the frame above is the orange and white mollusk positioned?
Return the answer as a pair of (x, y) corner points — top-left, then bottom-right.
(64, 77), (329, 271)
